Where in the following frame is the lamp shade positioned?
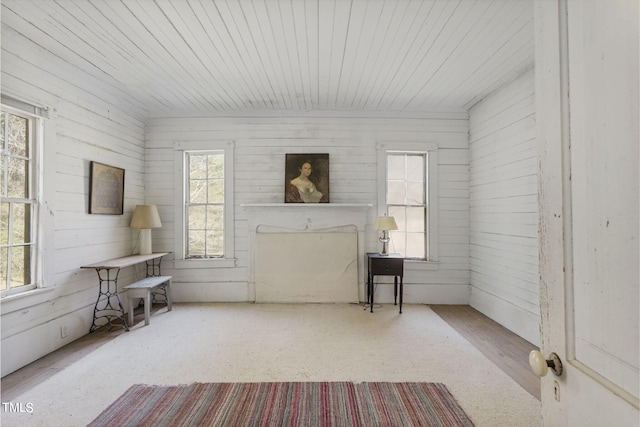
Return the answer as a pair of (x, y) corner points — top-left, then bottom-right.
(130, 204), (162, 229)
(374, 216), (398, 231)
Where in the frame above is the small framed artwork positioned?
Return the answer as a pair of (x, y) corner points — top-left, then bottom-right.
(284, 153), (329, 203)
(89, 161), (125, 215)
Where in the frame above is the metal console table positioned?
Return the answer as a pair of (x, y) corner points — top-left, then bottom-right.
(81, 252), (169, 332)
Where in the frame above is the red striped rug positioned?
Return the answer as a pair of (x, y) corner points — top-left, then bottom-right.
(88, 382), (474, 427)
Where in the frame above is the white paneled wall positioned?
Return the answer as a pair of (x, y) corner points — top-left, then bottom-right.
(145, 117), (470, 304)
(468, 67), (540, 345)
(1, 24), (146, 376)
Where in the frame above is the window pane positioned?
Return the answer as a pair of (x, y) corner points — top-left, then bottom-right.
(387, 181), (405, 205)
(406, 207), (425, 232)
(0, 202), (8, 245)
(8, 157), (28, 198)
(207, 180), (224, 203)
(389, 230), (405, 255)
(387, 155), (405, 180)
(189, 179), (207, 203)
(206, 230), (223, 255)
(11, 245), (30, 287)
(12, 203), (29, 244)
(189, 155), (207, 179)
(206, 205), (223, 230)
(188, 205), (206, 230)
(188, 230), (205, 257)
(388, 206), (405, 230)
(406, 233), (425, 258)
(406, 182), (424, 204)
(0, 157), (4, 197)
(0, 247), (7, 291)
(207, 154), (224, 178)
(406, 155), (423, 182)
(1, 112), (5, 149)
(7, 114), (28, 157)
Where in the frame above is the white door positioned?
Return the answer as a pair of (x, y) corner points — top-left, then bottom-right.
(535, 1), (639, 425)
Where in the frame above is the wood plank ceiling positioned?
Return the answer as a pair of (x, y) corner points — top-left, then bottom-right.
(2, 0), (534, 119)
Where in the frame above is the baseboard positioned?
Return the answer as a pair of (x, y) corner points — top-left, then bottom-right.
(469, 288), (540, 346)
(172, 282), (470, 305)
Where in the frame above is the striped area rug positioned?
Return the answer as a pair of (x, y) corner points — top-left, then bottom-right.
(88, 382), (474, 426)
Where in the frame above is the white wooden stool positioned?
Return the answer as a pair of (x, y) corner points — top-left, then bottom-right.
(124, 276), (172, 327)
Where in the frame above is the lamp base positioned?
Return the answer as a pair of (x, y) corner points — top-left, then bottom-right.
(139, 229), (152, 255)
(379, 232), (390, 256)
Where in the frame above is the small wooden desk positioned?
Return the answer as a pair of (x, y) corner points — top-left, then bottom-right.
(366, 252), (405, 313)
(81, 253), (169, 332)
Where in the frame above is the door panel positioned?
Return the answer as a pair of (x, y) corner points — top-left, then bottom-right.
(568, 0), (639, 400)
(535, 0), (639, 425)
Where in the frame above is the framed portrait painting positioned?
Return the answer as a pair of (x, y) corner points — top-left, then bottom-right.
(284, 153), (329, 203)
(89, 161), (125, 214)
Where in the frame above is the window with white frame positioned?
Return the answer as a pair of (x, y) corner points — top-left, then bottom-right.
(378, 144), (438, 262)
(174, 142), (235, 268)
(1, 108), (38, 296)
(387, 152), (428, 258)
(186, 151), (224, 258)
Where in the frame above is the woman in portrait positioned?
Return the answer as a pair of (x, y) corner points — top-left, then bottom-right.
(286, 160), (327, 203)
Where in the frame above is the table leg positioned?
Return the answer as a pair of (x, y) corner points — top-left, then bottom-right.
(90, 268), (128, 333)
(394, 276), (398, 305)
(370, 274), (374, 313)
(399, 275), (403, 314)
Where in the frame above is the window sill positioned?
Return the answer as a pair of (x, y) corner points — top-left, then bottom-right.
(1, 287), (56, 315)
(174, 258), (236, 269)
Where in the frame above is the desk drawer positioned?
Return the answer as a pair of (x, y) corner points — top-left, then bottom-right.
(370, 258), (404, 275)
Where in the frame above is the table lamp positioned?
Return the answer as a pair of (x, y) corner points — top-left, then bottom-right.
(374, 215), (398, 256)
(130, 204), (162, 255)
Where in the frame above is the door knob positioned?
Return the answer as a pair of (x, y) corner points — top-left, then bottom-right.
(529, 350), (563, 377)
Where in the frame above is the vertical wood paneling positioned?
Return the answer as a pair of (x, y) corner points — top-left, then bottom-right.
(144, 116), (470, 302)
(1, 0), (534, 118)
(468, 67), (539, 345)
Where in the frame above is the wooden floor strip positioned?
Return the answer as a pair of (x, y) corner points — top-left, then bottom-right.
(431, 304), (540, 400)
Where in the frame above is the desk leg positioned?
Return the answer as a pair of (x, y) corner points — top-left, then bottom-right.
(369, 274), (374, 313)
(399, 275), (403, 314)
(90, 268), (129, 333)
(394, 276), (398, 305)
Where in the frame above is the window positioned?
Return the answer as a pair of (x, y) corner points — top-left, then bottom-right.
(387, 153), (428, 259)
(1, 108), (37, 296)
(174, 141), (234, 268)
(186, 151), (224, 258)
(378, 143), (438, 263)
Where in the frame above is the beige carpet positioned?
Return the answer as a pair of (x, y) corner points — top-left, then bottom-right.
(1, 303), (540, 426)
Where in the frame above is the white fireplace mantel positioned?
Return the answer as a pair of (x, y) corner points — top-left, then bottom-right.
(242, 203), (373, 302)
